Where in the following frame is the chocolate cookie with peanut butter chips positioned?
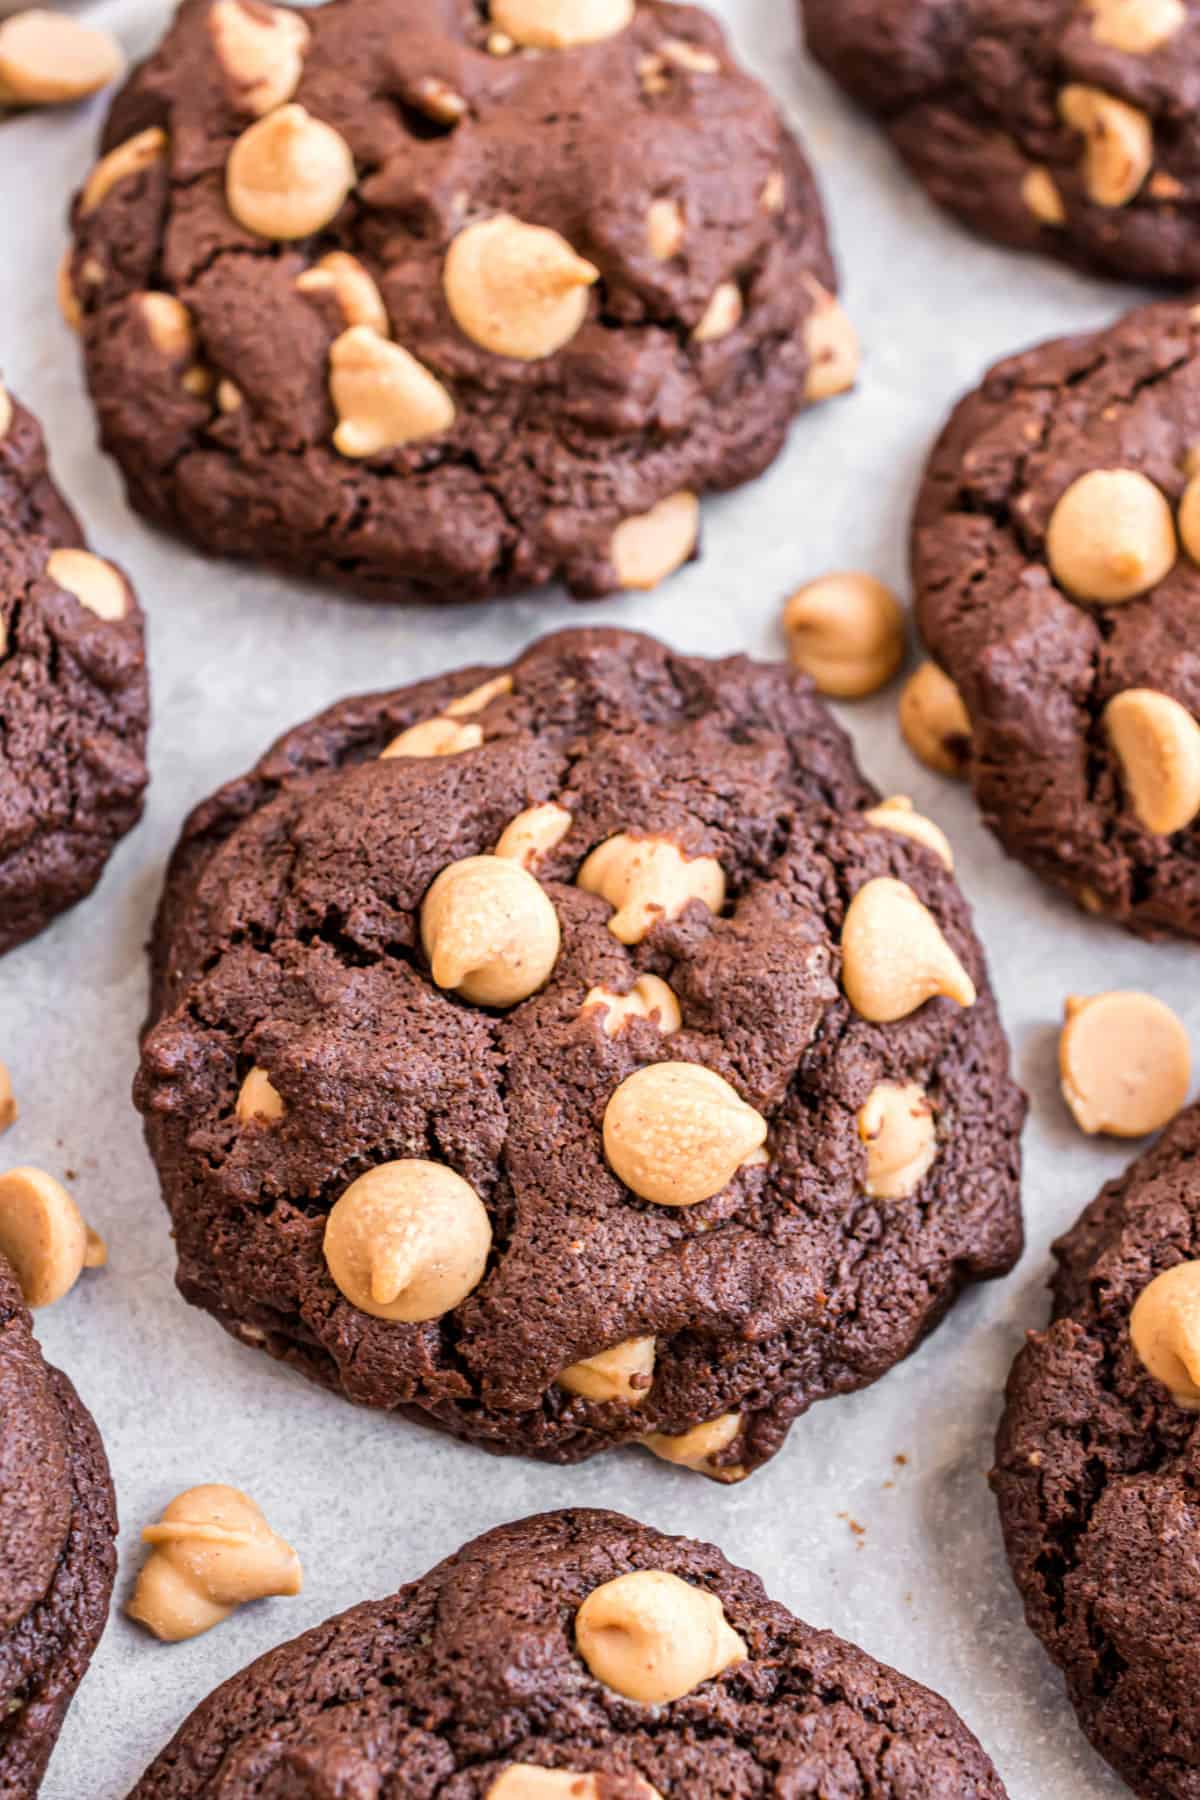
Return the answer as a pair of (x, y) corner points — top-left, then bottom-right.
(802, 0), (1200, 283)
(135, 627), (1023, 1478)
(0, 381), (149, 957)
(65, 0), (855, 604)
(129, 1508), (1009, 1799)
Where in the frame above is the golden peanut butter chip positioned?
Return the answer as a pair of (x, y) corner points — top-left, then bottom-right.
(46, 548), (128, 622)
(323, 1159), (492, 1321)
(603, 1062), (767, 1207)
(1177, 470), (1200, 564)
(863, 795), (954, 870)
(495, 801), (573, 869)
(643, 1411), (743, 1479)
(297, 252), (389, 335)
(841, 878), (976, 1024)
(0, 1166), (104, 1308)
(858, 1081), (937, 1200)
(444, 215), (598, 360)
(581, 974), (682, 1037)
(140, 292), (195, 358)
(444, 672), (513, 717)
(57, 254), (82, 332)
(0, 10), (123, 105)
(81, 127), (167, 215)
(1046, 469), (1176, 602)
(1059, 991), (1190, 1137)
(761, 169), (786, 212)
(898, 661), (971, 776)
(422, 854), (560, 1006)
(783, 571), (905, 699)
(489, 1770), (661, 1800)
(490, 0), (633, 48)
(559, 1334), (656, 1403)
(803, 278), (859, 403)
(575, 1569), (746, 1704)
(226, 104), (355, 240)
(661, 38), (720, 72)
(128, 1485), (302, 1642)
(1104, 688), (1200, 836)
(0, 383), (11, 440)
(236, 1066), (283, 1124)
(692, 281), (742, 343)
(0, 1062), (15, 1135)
(1022, 165), (1066, 226)
(1086, 0), (1186, 54)
(577, 832), (724, 944)
(1058, 84), (1153, 207)
(610, 491), (700, 591)
(208, 0), (310, 116)
(380, 716), (482, 759)
(217, 378), (243, 413)
(646, 196), (685, 259)
(330, 326), (455, 457)
(1130, 1262), (1200, 1408)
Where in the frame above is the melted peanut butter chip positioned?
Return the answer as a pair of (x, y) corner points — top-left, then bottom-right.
(803, 278), (859, 402)
(128, 1485), (302, 1641)
(1060, 991), (1190, 1137)
(0, 1062), (15, 1134)
(81, 127), (167, 215)
(610, 491), (699, 591)
(1046, 469), (1176, 602)
(841, 878), (976, 1023)
(422, 854), (560, 1007)
(692, 281), (742, 343)
(57, 255), (82, 332)
(490, 0), (633, 48)
(863, 796), (954, 870)
(783, 572), (905, 698)
(898, 661), (971, 776)
(330, 326), (455, 456)
(444, 672), (513, 717)
(603, 1062), (767, 1207)
(0, 1166), (104, 1307)
(646, 196), (685, 260)
(1058, 84), (1154, 207)
(575, 1569), (746, 1704)
(581, 974), (681, 1037)
(495, 802), (573, 869)
(236, 1066), (284, 1124)
(490, 1771), (661, 1800)
(643, 1411), (744, 1480)
(46, 548), (128, 621)
(0, 9), (123, 105)
(1131, 1261), (1200, 1408)
(208, 0), (310, 116)
(324, 1159), (492, 1321)
(558, 1334), (656, 1403)
(858, 1082), (937, 1199)
(381, 716), (482, 758)
(1022, 165), (1066, 226)
(444, 215), (598, 361)
(297, 252), (388, 335)
(1104, 688), (1200, 836)
(226, 104), (355, 240)
(0, 384), (10, 441)
(1086, 0), (1185, 54)
(141, 292), (195, 358)
(577, 832), (724, 943)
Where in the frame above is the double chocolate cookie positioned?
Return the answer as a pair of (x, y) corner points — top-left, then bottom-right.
(135, 626), (1023, 1478)
(0, 1252), (117, 1794)
(130, 1507), (1008, 1797)
(0, 381), (149, 957)
(66, 0), (855, 604)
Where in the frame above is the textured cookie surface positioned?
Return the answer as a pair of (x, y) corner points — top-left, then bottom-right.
(136, 626), (1023, 1477)
(68, 0), (849, 604)
(0, 1254), (118, 1796)
(130, 1506), (1008, 1797)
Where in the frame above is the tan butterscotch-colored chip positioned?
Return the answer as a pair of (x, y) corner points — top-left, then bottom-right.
(761, 169), (786, 212)
(898, 661), (972, 776)
(489, 1770), (662, 1800)
(558, 1334), (656, 1403)
(444, 672), (514, 718)
(783, 572), (905, 699)
(577, 832), (724, 944)
(444, 215), (599, 361)
(1177, 471), (1200, 566)
(1104, 688), (1200, 836)
(610, 491), (700, 591)
(46, 548), (128, 622)
(0, 383), (11, 441)
(646, 196), (685, 259)
(1085, 0), (1186, 54)
(208, 0), (310, 117)
(581, 974), (682, 1038)
(575, 1569), (746, 1704)
(128, 1485), (302, 1642)
(858, 1081), (937, 1200)
(297, 252), (389, 335)
(692, 281), (742, 343)
(226, 104), (355, 240)
(1130, 1262), (1200, 1409)
(330, 326), (455, 457)
(1022, 165), (1066, 227)
(81, 126), (167, 215)
(236, 1066), (284, 1125)
(490, 0), (633, 48)
(0, 1166), (103, 1308)
(323, 1159), (492, 1321)
(495, 802), (573, 869)
(57, 253), (82, 332)
(181, 365), (214, 398)
(217, 379), (243, 413)
(1059, 991), (1190, 1137)
(1058, 84), (1153, 207)
(0, 1062), (16, 1135)
(603, 1062), (767, 1207)
(422, 855), (560, 1007)
(140, 292), (195, 359)
(643, 1411), (744, 1480)
(1046, 469), (1176, 602)
(406, 73), (467, 125)
(380, 716), (482, 759)
(661, 37), (720, 72)
(0, 9), (122, 105)
(841, 878), (976, 1024)
(863, 796), (954, 871)
(803, 278), (859, 403)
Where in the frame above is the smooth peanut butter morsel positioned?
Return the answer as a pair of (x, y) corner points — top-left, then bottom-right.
(330, 326), (455, 457)
(841, 877), (976, 1023)
(381, 716), (482, 759)
(81, 127), (167, 215)
(236, 1066), (284, 1124)
(1022, 165), (1066, 227)
(422, 854), (560, 1006)
(323, 1159), (491, 1321)
(577, 831), (724, 944)
(445, 672), (514, 717)
(1179, 471), (1200, 567)
(646, 196), (685, 260)
(0, 9), (123, 106)
(558, 1334), (656, 1403)
(1046, 469), (1176, 602)
(489, 0), (634, 49)
(783, 571), (905, 699)
(1060, 991), (1190, 1137)
(575, 1569), (747, 1704)
(1086, 0), (1186, 55)
(603, 1062), (767, 1207)
(0, 1061), (15, 1133)
(444, 215), (598, 360)
(858, 1082), (938, 1199)
(863, 795), (954, 870)
(46, 548), (128, 622)
(297, 252), (389, 335)
(490, 1770), (660, 1800)
(803, 279), (859, 402)
(1059, 85), (1154, 207)
(208, 0), (310, 117)
(141, 291), (195, 359)
(0, 1166), (104, 1308)
(610, 491), (699, 591)
(692, 281), (743, 343)
(129, 1485), (302, 1642)
(582, 973), (682, 1037)
(495, 801), (573, 869)
(1130, 1261), (1200, 1409)
(1104, 688), (1200, 836)
(643, 1411), (744, 1480)
(226, 105), (355, 240)
(899, 661), (971, 776)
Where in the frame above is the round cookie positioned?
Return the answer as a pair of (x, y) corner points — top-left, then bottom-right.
(130, 1506), (1008, 1797)
(0, 1252), (118, 1794)
(66, 0), (855, 605)
(135, 626), (1024, 1478)
(994, 1100), (1200, 1799)
(0, 382), (149, 956)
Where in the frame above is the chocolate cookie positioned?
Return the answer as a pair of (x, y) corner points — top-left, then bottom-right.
(912, 298), (1200, 939)
(130, 1506), (1008, 1797)
(802, 0), (1200, 283)
(0, 380), (150, 957)
(994, 1100), (1200, 1798)
(135, 626), (1024, 1479)
(65, 0), (855, 605)
(0, 1252), (118, 1795)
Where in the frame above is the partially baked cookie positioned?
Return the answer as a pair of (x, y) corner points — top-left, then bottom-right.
(994, 1100), (1200, 1798)
(802, 0), (1200, 283)
(0, 1251), (117, 1794)
(0, 381), (150, 956)
(135, 627), (1023, 1478)
(66, 0), (855, 604)
(913, 298), (1200, 939)
(129, 1507), (1008, 1797)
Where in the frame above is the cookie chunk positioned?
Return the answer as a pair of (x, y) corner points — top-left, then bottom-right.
(135, 627), (1023, 1478)
(66, 0), (854, 604)
(802, 0), (1200, 283)
(129, 1507), (1008, 1797)
(0, 1252), (117, 1794)
(0, 383), (149, 956)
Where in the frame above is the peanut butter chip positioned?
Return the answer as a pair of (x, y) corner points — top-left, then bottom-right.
(1104, 688), (1200, 836)
(803, 278), (859, 402)
(0, 1063), (15, 1134)
(646, 196), (685, 259)
(57, 253), (82, 332)
(898, 661), (971, 776)
(141, 292), (195, 358)
(783, 572), (905, 698)
(1022, 165), (1066, 226)
(330, 326), (455, 456)
(1086, 0), (1186, 54)
(490, 0), (633, 48)
(582, 974), (682, 1037)
(1046, 469), (1176, 602)
(444, 215), (598, 360)
(0, 1166), (103, 1308)
(0, 384), (11, 440)
(858, 1081), (938, 1200)
(643, 1412), (744, 1480)
(577, 832), (724, 943)
(490, 1770), (661, 1800)
(1060, 991), (1190, 1137)
(422, 854), (560, 1006)
(559, 1334), (656, 1403)
(128, 1485), (302, 1642)
(603, 1062), (767, 1207)
(236, 1066), (284, 1124)
(1059, 84), (1153, 207)
(841, 878), (976, 1024)
(208, 0), (310, 116)
(610, 491), (700, 591)
(761, 169), (786, 212)
(46, 548), (128, 622)
(323, 1159), (492, 1321)
(1130, 1262), (1200, 1409)
(863, 796), (954, 870)
(380, 716), (482, 758)
(444, 672), (514, 717)
(692, 281), (742, 343)
(81, 127), (167, 215)
(0, 10), (123, 105)
(575, 1569), (746, 1704)
(297, 252), (389, 335)
(226, 104), (355, 240)
(495, 802), (573, 869)
(1177, 471), (1200, 564)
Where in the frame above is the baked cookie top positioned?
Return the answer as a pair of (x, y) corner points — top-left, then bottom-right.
(802, 0), (1200, 283)
(66, 0), (854, 605)
(135, 626), (1023, 1479)
(129, 1506), (1008, 1798)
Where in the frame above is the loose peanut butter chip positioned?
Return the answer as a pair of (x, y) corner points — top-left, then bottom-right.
(141, 292), (195, 359)
(841, 878), (976, 1024)
(1059, 84), (1153, 207)
(489, 0), (634, 49)
(81, 127), (167, 215)
(128, 1485), (302, 1642)
(643, 1411), (743, 1480)
(783, 572), (905, 699)
(803, 278), (859, 402)
(1130, 1262), (1200, 1408)
(582, 974), (682, 1037)
(330, 326), (455, 457)
(575, 1569), (746, 1704)
(646, 196), (685, 259)
(380, 716), (482, 758)
(577, 832), (724, 944)
(0, 384), (10, 440)
(489, 1770), (661, 1800)
(899, 661), (972, 776)
(226, 104), (355, 240)
(858, 1081), (938, 1200)
(444, 215), (598, 360)
(1022, 165), (1066, 226)
(46, 548), (128, 622)
(445, 673), (514, 718)
(0, 1063), (15, 1135)
(0, 9), (123, 104)
(610, 491), (700, 591)
(495, 802), (573, 869)
(692, 281), (742, 343)
(297, 252), (389, 335)
(208, 0), (310, 116)
(422, 854), (560, 1006)
(236, 1066), (284, 1124)
(1105, 688), (1200, 836)
(1046, 469), (1176, 602)
(863, 796), (954, 871)
(0, 1166), (102, 1308)
(1086, 0), (1186, 54)
(1059, 991), (1190, 1137)
(558, 1334), (656, 1403)
(323, 1159), (492, 1321)
(603, 1062), (767, 1207)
